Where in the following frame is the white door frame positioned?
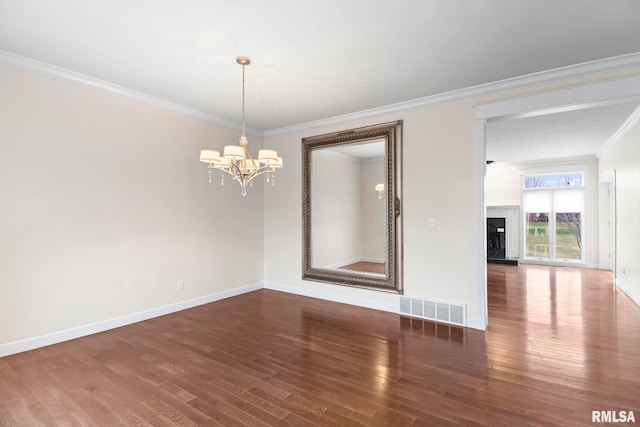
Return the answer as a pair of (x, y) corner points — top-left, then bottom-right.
(474, 75), (640, 330)
(599, 171), (617, 273)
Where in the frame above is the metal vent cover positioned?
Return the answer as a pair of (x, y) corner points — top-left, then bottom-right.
(398, 296), (466, 327)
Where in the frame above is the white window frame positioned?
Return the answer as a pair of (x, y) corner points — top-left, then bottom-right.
(521, 165), (587, 263)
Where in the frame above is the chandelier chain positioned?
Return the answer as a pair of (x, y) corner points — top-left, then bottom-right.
(241, 63), (246, 137)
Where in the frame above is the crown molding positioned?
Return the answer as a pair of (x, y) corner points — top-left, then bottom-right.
(2, 49), (638, 139)
(264, 52), (640, 136)
(486, 155), (597, 168)
(0, 49), (263, 137)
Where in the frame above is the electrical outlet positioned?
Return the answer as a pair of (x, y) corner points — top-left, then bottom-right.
(177, 280), (184, 290)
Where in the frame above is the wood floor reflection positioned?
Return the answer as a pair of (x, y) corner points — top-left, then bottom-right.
(339, 261), (385, 274)
(1, 264), (639, 425)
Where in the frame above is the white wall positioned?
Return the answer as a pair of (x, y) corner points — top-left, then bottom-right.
(0, 65), (265, 346)
(311, 150), (361, 267)
(486, 164), (522, 206)
(599, 119), (640, 306)
(360, 160), (385, 260)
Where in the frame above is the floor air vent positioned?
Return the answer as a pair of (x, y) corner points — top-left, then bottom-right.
(399, 296), (466, 327)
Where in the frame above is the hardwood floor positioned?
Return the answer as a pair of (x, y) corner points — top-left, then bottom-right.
(1, 264), (639, 425)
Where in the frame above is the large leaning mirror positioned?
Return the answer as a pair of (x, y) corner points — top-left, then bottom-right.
(302, 121), (403, 293)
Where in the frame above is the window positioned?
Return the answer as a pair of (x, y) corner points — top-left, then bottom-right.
(524, 173), (583, 189)
(522, 172), (585, 262)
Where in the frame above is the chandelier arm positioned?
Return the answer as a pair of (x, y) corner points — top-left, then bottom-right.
(248, 167), (276, 179)
(230, 162), (243, 181)
(209, 164), (236, 175)
(235, 166), (276, 187)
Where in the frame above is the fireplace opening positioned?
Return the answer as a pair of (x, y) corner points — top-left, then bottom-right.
(487, 217), (518, 265)
(487, 217), (506, 259)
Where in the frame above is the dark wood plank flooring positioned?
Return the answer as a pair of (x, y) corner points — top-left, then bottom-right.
(1, 264), (639, 425)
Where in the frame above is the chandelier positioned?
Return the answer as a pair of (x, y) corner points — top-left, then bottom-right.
(199, 56), (283, 196)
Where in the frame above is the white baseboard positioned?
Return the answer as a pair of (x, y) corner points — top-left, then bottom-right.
(615, 278), (640, 308)
(466, 313), (488, 331)
(266, 282), (489, 331)
(2, 280), (489, 357)
(0, 282), (262, 358)
(519, 259), (598, 269)
(264, 282), (399, 314)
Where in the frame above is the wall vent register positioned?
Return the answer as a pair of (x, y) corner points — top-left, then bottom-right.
(400, 296), (466, 327)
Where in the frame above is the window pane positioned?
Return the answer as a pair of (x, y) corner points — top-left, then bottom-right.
(556, 212), (582, 260)
(524, 173), (583, 189)
(526, 213), (549, 258)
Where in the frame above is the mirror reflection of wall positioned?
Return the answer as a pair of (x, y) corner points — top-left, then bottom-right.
(310, 139), (386, 276)
(311, 149), (361, 269)
(360, 159), (385, 264)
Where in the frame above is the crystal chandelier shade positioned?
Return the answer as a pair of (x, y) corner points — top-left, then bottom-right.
(199, 57), (283, 196)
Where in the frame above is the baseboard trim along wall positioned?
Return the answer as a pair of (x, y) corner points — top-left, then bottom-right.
(264, 282), (487, 331)
(0, 282), (263, 358)
(264, 282), (399, 314)
(2, 281), (490, 357)
(466, 314), (488, 331)
(616, 278), (640, 309)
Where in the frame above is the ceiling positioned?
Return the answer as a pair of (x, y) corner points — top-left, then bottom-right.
(486, 102), (640, 163)
(1, 0), (640, 154)
(323, 139), (385, 162)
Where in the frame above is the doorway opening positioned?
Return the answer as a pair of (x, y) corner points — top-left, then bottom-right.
(474, 74), (640, 331)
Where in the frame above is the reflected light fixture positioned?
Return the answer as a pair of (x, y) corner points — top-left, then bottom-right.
(199, 56), (283, 196)
(375, 183), (385, 199)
